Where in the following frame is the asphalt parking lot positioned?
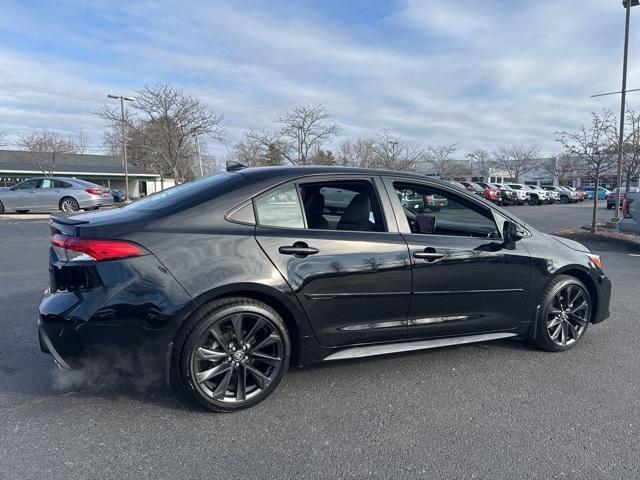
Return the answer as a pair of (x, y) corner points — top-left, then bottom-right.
(1, 201), (639, 479)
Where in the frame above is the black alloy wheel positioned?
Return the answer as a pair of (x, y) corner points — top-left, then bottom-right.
(534, 275), (591, 351)
(178, 297), (290, 412)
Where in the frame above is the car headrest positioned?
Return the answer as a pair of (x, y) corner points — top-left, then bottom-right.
(415, 214), (437, 234)
(339, 194), (371, 224)
(304, 192), (325, 217)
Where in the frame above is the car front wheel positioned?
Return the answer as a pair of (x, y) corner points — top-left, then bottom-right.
(533, 275), (591, 352)
(178, 297), (290, 412)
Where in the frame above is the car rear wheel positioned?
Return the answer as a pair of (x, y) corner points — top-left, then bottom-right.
(178, 297), (290, 412)
(533, 275), (591, 352)
(59, 197), (80, 212)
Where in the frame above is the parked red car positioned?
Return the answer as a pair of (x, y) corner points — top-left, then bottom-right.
(607, 188), (626, 210)
(474, 181), (503, 205)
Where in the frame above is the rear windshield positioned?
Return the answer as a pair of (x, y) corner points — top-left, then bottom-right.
(124, 171), (236, 210)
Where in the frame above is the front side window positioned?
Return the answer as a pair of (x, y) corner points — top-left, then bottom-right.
(14, 179), (38, 190)
(254, 183), (305, 229)
(393, 182), (499, 238)
(299, 180), (385, 232)
(40, 178), (55, 188)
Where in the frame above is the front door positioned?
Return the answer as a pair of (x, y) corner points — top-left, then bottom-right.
(385, 178), (531, 338)
(34, 178), (62, 211)
(7, 178), (40, 210)
(254, 177), (412, 347)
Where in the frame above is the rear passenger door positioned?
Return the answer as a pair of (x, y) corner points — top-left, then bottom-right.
(254, 176), (412, 347)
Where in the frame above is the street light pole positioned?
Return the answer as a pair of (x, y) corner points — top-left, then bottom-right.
(195, 133), (204, 176)
(107, 94), (135, 202)
(614, 1), (635, 222)
(388, 141), (398, 164)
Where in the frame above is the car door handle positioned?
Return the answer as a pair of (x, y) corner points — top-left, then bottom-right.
(278, 242), (319, 257)
(413, 249), (445, 262)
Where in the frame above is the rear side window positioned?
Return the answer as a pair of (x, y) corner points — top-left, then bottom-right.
(54, 180), (72, 188)
(254, 184), (305, 229)
(299, 180), (386, 232)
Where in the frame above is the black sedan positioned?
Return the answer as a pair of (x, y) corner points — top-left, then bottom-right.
(39, 166), (611, 411)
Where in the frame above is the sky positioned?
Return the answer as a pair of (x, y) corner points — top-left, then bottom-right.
(0, 0), (638, 157)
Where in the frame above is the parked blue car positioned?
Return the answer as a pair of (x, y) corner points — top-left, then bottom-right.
(577, 186), (610, 200)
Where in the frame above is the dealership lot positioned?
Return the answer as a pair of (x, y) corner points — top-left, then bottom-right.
(1, 201), (639, 479)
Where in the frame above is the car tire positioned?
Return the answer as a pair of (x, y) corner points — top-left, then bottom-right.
(561, 196), (569, 204)
(177, 297), (291, 412)
(59, 197), (80, 212)
(0, 200), (4, 214)
(528, 196), (538, 206)
(532, 275), (591, 352)
(607, 203), (613, 210)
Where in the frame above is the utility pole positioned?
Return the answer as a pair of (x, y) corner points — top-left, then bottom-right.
(615, 0), (635, 221)
(388, 140), (398, 165)
(591, 0), (638, 225)
(107, 94), (135, 202)
(195, 134), (204, 176)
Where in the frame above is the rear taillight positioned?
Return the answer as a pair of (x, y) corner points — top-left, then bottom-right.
(623, 198), (633, 219)
(51, 234), (145, 262)
(85, 188), (102, 196)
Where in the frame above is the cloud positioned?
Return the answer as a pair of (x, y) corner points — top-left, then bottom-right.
(1, 0), (638, 156)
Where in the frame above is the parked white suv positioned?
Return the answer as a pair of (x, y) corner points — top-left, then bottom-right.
(505, 183), (531, 205)
(542, 185), (577, 203)
(523, 184), (551, 205)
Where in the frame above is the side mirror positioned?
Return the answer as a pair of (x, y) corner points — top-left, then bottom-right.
(503, 221), (524, 249)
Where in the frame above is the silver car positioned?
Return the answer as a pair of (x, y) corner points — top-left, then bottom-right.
(0, 177), (114, 213)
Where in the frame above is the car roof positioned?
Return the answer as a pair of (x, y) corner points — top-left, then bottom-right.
(234, 165), (461, 187)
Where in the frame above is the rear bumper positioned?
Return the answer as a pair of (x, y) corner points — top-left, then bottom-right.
(620, 218), (640, 234)
(38, 254), (196, 370)
(79, 197), (115, 209)
(38, 320), (72, 369)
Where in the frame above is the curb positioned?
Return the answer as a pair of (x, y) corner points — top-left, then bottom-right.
(554, 229), (640, 253)
(0, 214), (51, 221)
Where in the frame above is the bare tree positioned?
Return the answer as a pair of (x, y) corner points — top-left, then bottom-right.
(492, 144), (541, 182)
(232, 138), (284, 167)
(542, 154), (579, 186)
(307, 149), (336, 165)
(622, 108), (640, 189)
(338, 137), (376, 167)
(17, 129), (82, 176)
(246, 105), (338, 165)
(370, 130), (424, 171)
(0, 130), (7, 147)
(556, 110), (616, 233)
(467, 149), (493, 180)
(99, 83), (224, 183)
(424, 144), (469, 179)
